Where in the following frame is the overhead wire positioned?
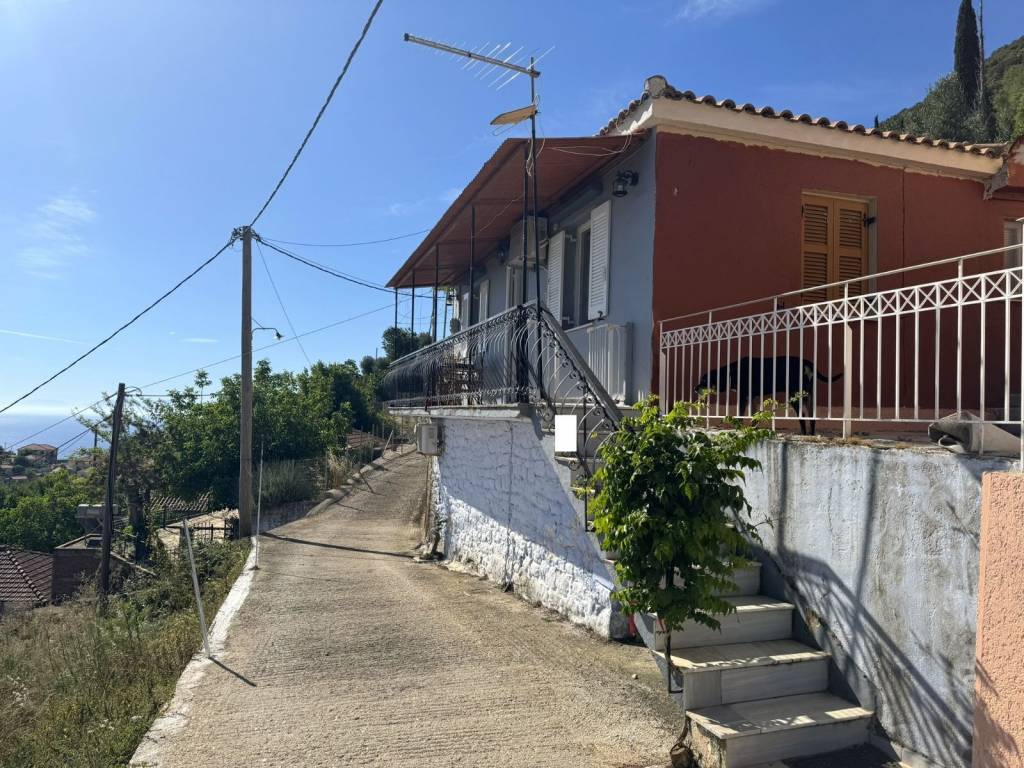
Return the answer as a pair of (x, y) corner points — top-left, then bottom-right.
(248, 0), (385, 226)
(261, 228), (430, 248)
(258, 238), (395, 294)
(0, 237), (237, 416)
(255, 239), (312, 366)
(3, 393), (116, 451)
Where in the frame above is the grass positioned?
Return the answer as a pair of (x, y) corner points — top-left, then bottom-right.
(257, 459), (316, 509)
(0, 539), (249, 768)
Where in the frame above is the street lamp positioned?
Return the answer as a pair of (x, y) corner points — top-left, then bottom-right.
(252, 325), (284, 341)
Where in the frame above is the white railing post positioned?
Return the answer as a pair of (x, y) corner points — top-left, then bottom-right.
(842, 285), (853, 438)
(706, 311), (713, 428)
(659, 319), (667, 414)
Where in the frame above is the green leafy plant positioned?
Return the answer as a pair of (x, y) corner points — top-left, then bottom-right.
(590, 395), (774, 633)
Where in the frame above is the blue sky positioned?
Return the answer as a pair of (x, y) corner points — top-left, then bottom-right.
(2, 0), (1023, 441)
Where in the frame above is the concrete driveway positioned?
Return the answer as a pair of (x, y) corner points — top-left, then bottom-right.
(132, 450), (681, 767)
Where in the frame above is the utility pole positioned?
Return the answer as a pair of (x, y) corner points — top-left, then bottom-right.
(100, 382), (126, 597)
(239, 226), (254, 537)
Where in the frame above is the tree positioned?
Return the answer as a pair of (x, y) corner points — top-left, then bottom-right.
(381, 327), (433, 362)
(589, 397), (774, 633)
(954, 0), (982, 110)
(0, 470), (95, 550)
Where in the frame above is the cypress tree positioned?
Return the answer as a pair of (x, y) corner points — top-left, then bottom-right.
(954, 0), (981, 109)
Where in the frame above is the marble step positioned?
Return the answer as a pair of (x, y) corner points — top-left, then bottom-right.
(653, 639), (830, 710)
(685, 692), (872, 768)
(640, 596), (794, 651)
(660, 560), (762, 597)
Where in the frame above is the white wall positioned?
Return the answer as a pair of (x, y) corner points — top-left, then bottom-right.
(744, 438), (1017, 768)
(432, 413), (624, 637)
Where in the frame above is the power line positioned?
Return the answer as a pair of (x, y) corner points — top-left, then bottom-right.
(3, 296), (411, 451)
(262, 228), (430, 248)
(141, 300), (398, 390)
(259, 239), (395, 294)
(255, 239), (312, 366)
(0, 238), (236, 417)
(3, 394), (116, 451)
(262, 239), (440, 300)
(249, 0), (385, 226)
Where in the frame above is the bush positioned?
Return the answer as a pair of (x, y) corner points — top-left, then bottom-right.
(590, 396), (773, 632)
(0, 539), (249, 768)
(256, 460), (316, 509)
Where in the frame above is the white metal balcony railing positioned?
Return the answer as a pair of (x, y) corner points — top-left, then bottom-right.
(659, 242), (1024, 462)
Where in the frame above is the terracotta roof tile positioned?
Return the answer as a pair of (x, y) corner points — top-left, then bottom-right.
(598, 78), (1007, 158)
(0, 547), (53, 606)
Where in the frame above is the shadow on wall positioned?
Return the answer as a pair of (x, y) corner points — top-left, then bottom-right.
(973, 660), (1021, 766)
(751, 439), (1001, 767)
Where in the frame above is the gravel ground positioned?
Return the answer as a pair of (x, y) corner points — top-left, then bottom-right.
(133, 449), (681, 767)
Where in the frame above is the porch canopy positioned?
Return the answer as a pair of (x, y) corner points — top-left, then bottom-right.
(386, 133), (646, 289)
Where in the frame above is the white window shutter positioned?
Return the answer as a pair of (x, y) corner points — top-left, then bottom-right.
(460, 291), (469, 327)
(546, 231), (565, 323)
(588, 200), (611, 320)
(478, 278), (489, 320)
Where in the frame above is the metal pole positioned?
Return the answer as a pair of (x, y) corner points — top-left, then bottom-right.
(411, 269), (416, 336)
(529, 57), (544, 392)
(254, 443), (264, 570)
(100, 382), (126, 596)
(442, 289), (449, 340)
(239, 226), (253, 538)
(469, 205), (476, 324)
(521, 143), (528, 305)
(181, 518), (212, 658)
(433, 246), (440, 342)
(393, 287), (398, 339)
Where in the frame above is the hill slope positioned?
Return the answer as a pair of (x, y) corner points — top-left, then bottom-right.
(882, 35), (1024, 143)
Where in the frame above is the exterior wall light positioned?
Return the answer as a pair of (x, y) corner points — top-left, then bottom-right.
(612, 170), (639, 197)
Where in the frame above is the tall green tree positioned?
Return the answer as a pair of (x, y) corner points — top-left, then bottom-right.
(954, 0), (982, 110)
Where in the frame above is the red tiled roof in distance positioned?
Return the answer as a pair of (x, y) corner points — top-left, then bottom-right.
(0, 547), (53, 605)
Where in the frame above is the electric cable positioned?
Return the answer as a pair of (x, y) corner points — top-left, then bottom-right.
(249, 0), (385, 226)
(261, 228), (430, 248)
(255, 239), (312, 366)
(0, 238), (237, 416)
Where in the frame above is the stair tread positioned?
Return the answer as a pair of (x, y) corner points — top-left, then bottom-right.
(652, 596), (794, 620)
(687, 692), (873, 741)
(655, 639), (829, 671)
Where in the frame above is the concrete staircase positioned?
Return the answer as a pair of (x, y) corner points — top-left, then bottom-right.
(628, 559), (873, 768)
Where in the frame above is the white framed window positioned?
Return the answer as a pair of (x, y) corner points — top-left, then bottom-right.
(1005, 220), (1023, 269)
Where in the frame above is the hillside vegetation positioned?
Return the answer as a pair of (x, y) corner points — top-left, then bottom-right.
(882, 34), (1024, 143)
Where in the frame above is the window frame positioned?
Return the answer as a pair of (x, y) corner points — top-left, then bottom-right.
(1005, 220), (1023, 269)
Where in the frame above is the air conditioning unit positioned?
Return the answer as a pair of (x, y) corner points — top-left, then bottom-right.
(508, 217), (548, 266)
(416, 423), (442, 456)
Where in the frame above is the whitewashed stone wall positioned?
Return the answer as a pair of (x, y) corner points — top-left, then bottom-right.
(432, 413), (624, 637)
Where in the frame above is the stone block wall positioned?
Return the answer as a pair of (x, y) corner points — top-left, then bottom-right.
(432, 411), (624, 637)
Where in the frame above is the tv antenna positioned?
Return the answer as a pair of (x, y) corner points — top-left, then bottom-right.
(404, 33), (552, 383)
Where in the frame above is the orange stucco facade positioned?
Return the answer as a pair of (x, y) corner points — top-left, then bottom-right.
(973, 472), (1024, 767)
(650, 132), (1024, 400)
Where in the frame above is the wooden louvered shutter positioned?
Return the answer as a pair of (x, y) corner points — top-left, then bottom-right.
(587, 200), (611, 320)
(834, 200), (869, 297)
(801, 194), (869, 302)
(546, 231), (565, 324)
(801, 195), (831, 303)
